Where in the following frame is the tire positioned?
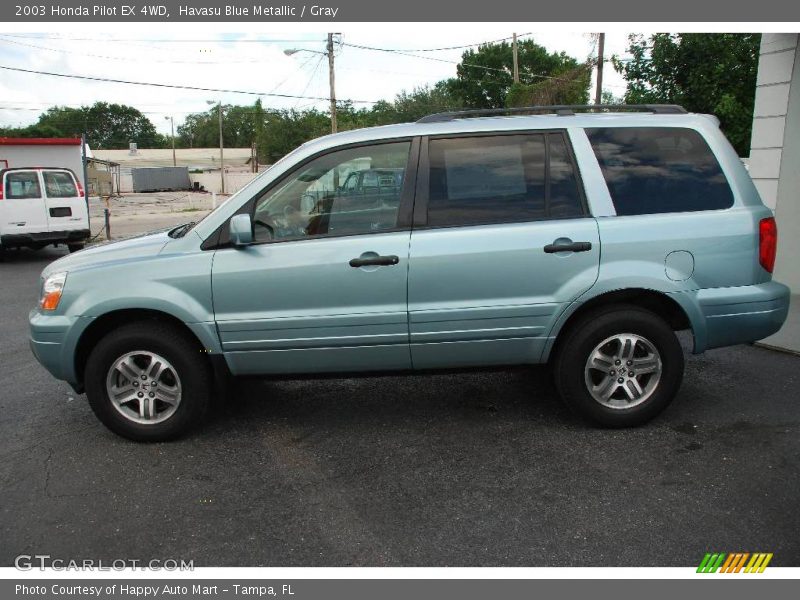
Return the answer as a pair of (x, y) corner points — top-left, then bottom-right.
(84, 321), (212, 441)
(552, 304), (684, 427)
(68, 243), (84, 253)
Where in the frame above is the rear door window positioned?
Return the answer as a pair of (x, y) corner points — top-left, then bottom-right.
(426, 132), (584, 227)
(42, 171), (78, 198)
(4, 171), (42, 199)
(586, 127), (734, 215)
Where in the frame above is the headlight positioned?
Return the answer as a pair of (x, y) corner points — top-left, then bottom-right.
(40, 272), (68, 311)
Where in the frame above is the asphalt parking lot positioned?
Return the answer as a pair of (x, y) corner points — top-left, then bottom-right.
(1, 246), (798, 567)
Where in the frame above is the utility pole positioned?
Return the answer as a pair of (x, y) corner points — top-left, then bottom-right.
(165, 116), (176, 166)
(207, 100), (225, 194)
(327, 33), (337, 134)
(218, 102), (225, 193)
(595, 33), (605, 105)
(512, 32), (519, 84)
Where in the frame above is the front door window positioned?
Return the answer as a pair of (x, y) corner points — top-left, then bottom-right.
(252, 141), (411, 243)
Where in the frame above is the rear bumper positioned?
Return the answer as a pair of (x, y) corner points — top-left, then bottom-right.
(2, 229), (90, 247)
(693, 281), (791, 351)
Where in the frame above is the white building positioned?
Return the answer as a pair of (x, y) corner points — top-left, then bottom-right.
(749, 33), (800, 352)
(0, 137), (86, 187)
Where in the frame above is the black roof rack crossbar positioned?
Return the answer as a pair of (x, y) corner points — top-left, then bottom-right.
(416, 104), (688, 123)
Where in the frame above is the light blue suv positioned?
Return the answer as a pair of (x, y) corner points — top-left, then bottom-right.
(29, 105), (790, 441)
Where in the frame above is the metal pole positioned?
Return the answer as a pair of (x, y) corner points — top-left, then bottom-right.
(81, 133), (90, 229)
(512, 33), (519, 84)
(327, 33), (337, 134)
(218, 102), (225, 194)
(595, 33), (605, 105)
(170, 116), (176, 167)
(103, 207), (111, 240)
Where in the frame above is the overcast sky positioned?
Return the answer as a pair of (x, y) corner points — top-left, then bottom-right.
(0, 28), (636, 136)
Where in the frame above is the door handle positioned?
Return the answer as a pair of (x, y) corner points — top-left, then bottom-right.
(543, 241), (593, 253)
(349, 255), (400, 267)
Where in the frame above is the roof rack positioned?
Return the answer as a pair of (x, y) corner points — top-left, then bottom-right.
(416, 104), (688, 123)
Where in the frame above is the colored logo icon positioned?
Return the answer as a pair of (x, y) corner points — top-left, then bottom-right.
(697, 553), (773, 573)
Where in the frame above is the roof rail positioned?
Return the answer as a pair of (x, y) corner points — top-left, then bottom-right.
(416, 104), (688, 123)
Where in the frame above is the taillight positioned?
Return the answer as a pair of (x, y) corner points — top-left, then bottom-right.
(0, 186), (4, 200)
(759, 217), (778, 273)
(75, 178), (85, 198)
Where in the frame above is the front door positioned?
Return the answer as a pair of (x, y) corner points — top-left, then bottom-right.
(408, 131), (601, 368)
(212, 140), (416, 375)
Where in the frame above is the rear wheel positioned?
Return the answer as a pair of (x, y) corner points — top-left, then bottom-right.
(84, 321), (211, 441)
(553, 305), (684, 427)
(67, 243), (84, 253)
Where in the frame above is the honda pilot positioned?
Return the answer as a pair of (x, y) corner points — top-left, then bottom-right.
(29, 105), (790, 441)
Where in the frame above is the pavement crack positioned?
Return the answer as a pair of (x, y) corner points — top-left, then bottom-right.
(43, 447), (54, 499)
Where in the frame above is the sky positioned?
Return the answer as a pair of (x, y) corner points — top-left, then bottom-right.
(0, 27), (636, 136)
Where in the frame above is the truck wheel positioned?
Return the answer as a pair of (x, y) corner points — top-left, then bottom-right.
(552, 305), (684, 427)
(68, 243), (85, 253)
(84, 321), (211, 441)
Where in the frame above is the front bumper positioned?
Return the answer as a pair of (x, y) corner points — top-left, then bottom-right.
(29, 309), (91, 386)
(696, 281), (791, 351)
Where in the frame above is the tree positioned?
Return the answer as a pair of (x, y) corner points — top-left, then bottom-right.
(505, 64), (591, 107)
(613, 33), (760, 155)
(1, 102), (165, 149)
(256, 109), (330, 164)
(448, 39), (590, 109)
(36, 102), (165, 148)
(177, 104), (258, 149)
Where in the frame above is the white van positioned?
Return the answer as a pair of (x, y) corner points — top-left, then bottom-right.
(0, 167), (90, 254)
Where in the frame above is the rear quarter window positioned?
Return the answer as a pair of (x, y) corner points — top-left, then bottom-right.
(586, 127), (734, 216)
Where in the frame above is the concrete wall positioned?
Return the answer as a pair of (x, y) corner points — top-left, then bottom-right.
(749, 33), (800, 293)
(0, 144), (85, 187)
(190, 171), (260, 195)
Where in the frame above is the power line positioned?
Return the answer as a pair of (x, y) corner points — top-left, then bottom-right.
(343, 33), (532, 53)
(342, 37), (580, 85)
(0, 35), (283, 65)
(294, 55), (325, 109)
(0, 33), (321, 43)
(0, 64), (380, 104)
(267, 51), (319, 95)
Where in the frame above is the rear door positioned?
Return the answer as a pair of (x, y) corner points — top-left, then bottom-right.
(40, 169), (89, 232)
(1, 170), (48, 235)
(408, 131), (600, 368)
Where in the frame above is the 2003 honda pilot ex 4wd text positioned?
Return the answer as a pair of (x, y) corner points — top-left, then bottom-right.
(29, 105), (790, 441)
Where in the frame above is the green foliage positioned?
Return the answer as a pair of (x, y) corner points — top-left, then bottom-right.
(505, 65), (591, 107)
(613, 33), (761, 155)
(0, 102), (166, 149)
(176, 104), (260, 148)
(449, 40), (589, 109)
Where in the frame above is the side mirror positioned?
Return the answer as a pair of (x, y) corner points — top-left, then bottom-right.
(229, 213), (254, 247)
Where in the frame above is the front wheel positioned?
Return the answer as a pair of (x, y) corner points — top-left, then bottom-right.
(84, 321), (212, 441)
(552, 305), (684, 427)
